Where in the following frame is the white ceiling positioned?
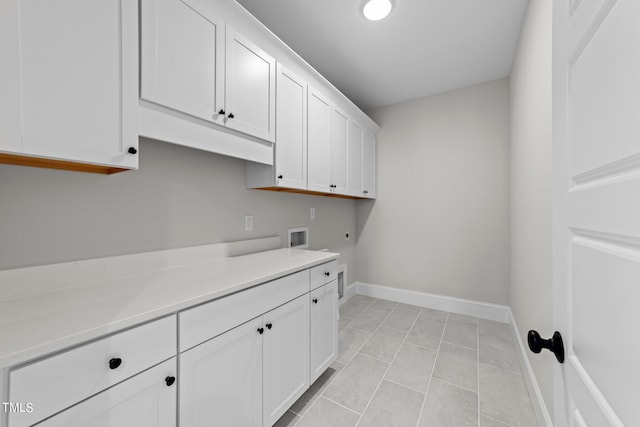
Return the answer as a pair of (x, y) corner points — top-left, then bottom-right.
(236, 0), (529, 110)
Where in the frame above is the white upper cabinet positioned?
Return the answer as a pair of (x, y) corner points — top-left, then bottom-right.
(225, 27), (276, 142)
(348, 119), (364, 197)
(140, 2), (275, 143)
(0, 0), (138, 171)
(330, 108), (350, 194)
(140, 0), (225, 124)
(362, 130), (376, 198)
(274, 65), (307, 189)
(307, 88), (333, 193)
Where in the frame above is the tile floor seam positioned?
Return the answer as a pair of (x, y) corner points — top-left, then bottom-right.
(433, 377), (479, 395)
(292, 363), (347, 418)
(354, 305), (423, 426)
(415, 312), (450, 426)
(383, 377), (428, 396)
(338, 327), (374, 365)
(318, 395), (364, 417)
(480, 412), (515, 427)
(441, 338), (477, 351)
(478, 360), (527, 378)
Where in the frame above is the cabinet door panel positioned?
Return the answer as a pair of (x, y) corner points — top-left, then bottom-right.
(348, 120), (364, 197)
(263, 296), (310, 426)
(18, 0), (138, 168)
(140, 0), (224, 124)
(331, 109), (350, 194)
(363, 131), (376, 198)
(179, 318), (262, 427)
(275, 64), (307, 190)
(307, 89), (332, 192)
(310, 281), (338, 384)
(36, 358), (176, 427)
(0, 0), (21, 153)
(226, 27), (276, 142)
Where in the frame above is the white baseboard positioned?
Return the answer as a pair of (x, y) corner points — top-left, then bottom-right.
(340, 283), (357, 305)
(508, 309), (553, 427)
(354, 282), (510, 323)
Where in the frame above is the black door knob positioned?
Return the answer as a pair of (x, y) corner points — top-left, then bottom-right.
(266, 323), (273, 330)
(277, 175), (283, 179)
(312, 298), (318, 304)
(127, 147), (137, 155)
(165, 376), (176, 387)
(109, 357), (122, 370)
(228, 113), (235, 119)
(324, 272), (330, 277)
(218, 109), (225, 115)
(528, 330), (565, 363)
(257, 327), (264, 335)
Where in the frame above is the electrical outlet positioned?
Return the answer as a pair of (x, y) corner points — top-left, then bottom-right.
(310, 207), (316, 220)
(244, 215), (253, 232)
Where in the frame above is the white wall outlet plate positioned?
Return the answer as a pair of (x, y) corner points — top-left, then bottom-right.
(244, 215), (253, 231)
(310, 207), (316, 220)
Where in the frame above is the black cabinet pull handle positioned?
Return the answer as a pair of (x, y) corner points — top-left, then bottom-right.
(218, 109), (225, 115)
(109, 357), (122, 370)
(127, 147), (137, 155)
(313, 298), (318, 304)
(257, 327), (264, 334)
(528, 330), (565, 363)
(363, 190), (369, 194)
(228, 113), (235, 119)
(324, 272), (330, 277)
(165, 376), (176, 387)
(266, 323), (272, 330)
(277, 175), (283, 179)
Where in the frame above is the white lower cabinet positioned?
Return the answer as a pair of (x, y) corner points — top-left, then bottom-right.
(179, 295), (310, 427)
(36, 358), (177, 427)
(310, 281), (339, 384)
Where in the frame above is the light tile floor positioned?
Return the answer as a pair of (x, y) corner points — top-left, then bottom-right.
(275, 295), (540, 427)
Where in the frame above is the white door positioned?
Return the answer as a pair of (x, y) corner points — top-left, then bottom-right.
(275, 64), (307, 190)
(310, 281), (338, 384)
(553, 1), (640, 425)
(179, 318), (263, 427)
(225, 26), (276, 143)
(36, 359), (176, 427)
(262, 295), (310, 427)
(362, 131), (376, 198)
(307, 88), (332, 192)
(140, 0), (225, 125)
(331, 108), (350, 194)
(11, 0), (138, 168)
(348, 120), (364, 197)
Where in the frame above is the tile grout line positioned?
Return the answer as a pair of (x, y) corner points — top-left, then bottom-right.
(320, 395), (363, 417)
(415, 312), (450, 427)
(480, 412), (516, 427)
(354, 305), (421, 426)
(383, 377), (427, 396)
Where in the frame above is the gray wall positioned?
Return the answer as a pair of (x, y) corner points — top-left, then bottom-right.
(357, 79), (510, 305)
(509, 0), (553, 414)
(0, 139), (357, 282)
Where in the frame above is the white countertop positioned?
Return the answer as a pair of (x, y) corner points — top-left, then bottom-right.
(0, 247), (339, 369)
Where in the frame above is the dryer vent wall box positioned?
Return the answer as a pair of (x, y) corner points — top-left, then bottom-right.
(288, 227), (309, 248)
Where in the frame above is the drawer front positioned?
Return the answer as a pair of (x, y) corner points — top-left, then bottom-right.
(309, 260), (337, 291)
(8, 315), (176, 427)
(179, 270), (309, 352)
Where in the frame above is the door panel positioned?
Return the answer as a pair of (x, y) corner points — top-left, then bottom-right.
(331, 108), (349, 194)
(307, 89), (332, 192)
(310, 281), (338, 384)
(554, 0), (639, 425)
(348, 120), (364, 197)
(140, 0), (225, 124)
(362, 131), (376, 198)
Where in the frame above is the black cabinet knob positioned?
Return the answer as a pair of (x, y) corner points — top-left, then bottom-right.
(127, 147), (137, 155)
(266, 323), (273, 330)
(527, 330), (565, 363)
(277, 175), (283, 179)
(218, 109), (225, 115)
(228, 113), (235, 119)
(324, 272), (330, 277)
(257, 327), (264, 335)
(165, 376), (176, 387)
(109, 357), (122, 370)
(312, 298), (318, 304)
(363, 190), (369, 194)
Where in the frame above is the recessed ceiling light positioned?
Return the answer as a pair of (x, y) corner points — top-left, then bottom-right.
(363, 0), (393, 21)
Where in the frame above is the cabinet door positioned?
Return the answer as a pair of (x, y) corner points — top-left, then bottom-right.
(310, 281), (338, 384)
(36, 358), (176, 427)
(140, 0), (225, 124)
(179, 318), (262, 427)
(275, 64), (307, 190)
(348, 120), (364, 197)
(226, 27), (276, 142)
(307, 88), (332, 192)
(362, 131), (376, 198)
(263, 296), (310, 427)
(331, 108), (350, 194)
(13, 0), (138, 168)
